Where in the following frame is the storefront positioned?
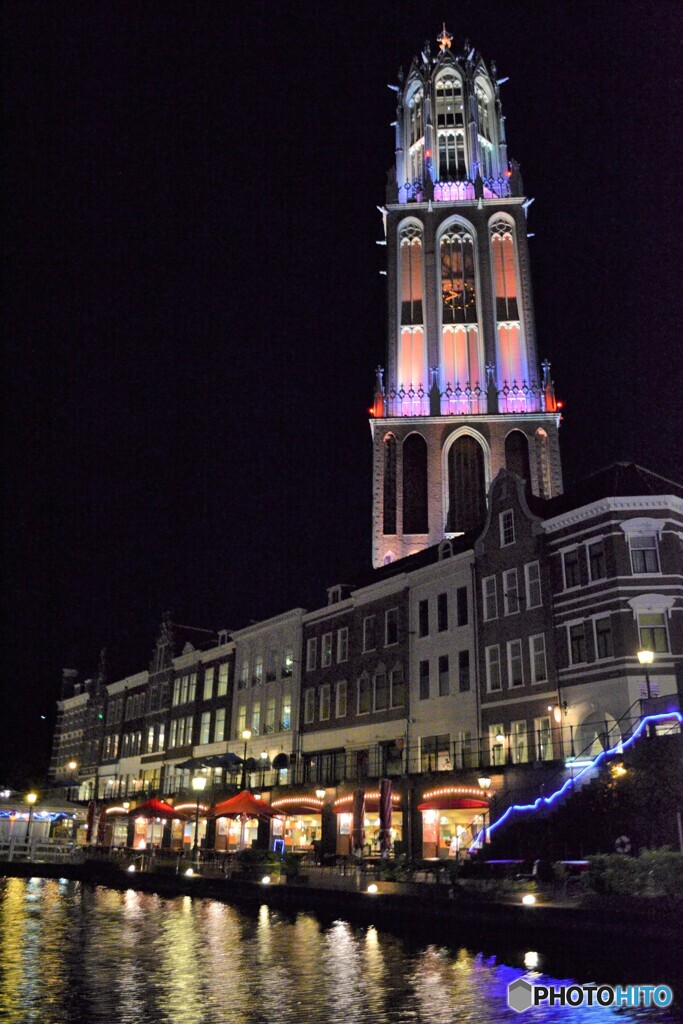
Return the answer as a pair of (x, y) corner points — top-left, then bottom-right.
(269, 795), (324, 853)
(214, 815), (259, 852)
(333, 791), (403, 857)
(417, 786), (489, 859)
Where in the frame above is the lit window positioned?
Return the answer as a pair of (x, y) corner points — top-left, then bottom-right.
(319, 685), (331, 721)
(213, 708), (225, 743)
(306, 637), (317, 672)
(321, 633), (333, 668)
(203, 666), (215, 700)
(303, 689), (315, 725)
(217, 663), (229, 697)
(533, 716), (553, 761)
(594, 616), (613, 660)
(630, 535), (660, 574)
(503, 568), (519, 615)
(237, 705), (247, 736)
(483, 576), (498, 621)
(251, 702), (260, 735)
(264, 698), (275, 734)
(507, 640), (524, 687)
(638, 613), (669, 653)
(525, 561), (542, 608)
(281, 696), (291, 731)
(200, 712), (211, 745)
(529, 634), (548, 683)
(282, 647), (293, 677)
(511, 720), (528, 764)
(485, 645), (501, 692)
(253, 655), (263, 686)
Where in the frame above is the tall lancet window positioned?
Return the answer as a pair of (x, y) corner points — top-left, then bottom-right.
(435, 74), (466, 179)
(383, 434), (397, 535)
(440, 227), (481, 392)
(491, 218), (527, 389)
(475, 83), (494, 178)
(446, 435), (486, 534)
(407, 88), (424, 183)
(399, 223), (425, 389)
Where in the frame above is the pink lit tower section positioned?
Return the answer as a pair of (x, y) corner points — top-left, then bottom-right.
(371, 26), (564, 568)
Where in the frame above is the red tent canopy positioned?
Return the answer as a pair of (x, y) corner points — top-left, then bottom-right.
(211, 791), (282, 819)
(417, 798), (488, 811)
(126, 798), (185, 819)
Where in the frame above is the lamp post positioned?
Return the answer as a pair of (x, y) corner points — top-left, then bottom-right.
(260, 751), (268, 788)
(67, 761), (78, 801)
(477, 777), (492, 845)
(25, 792), (37, 844)
(240, 729), (252, 790)
(191, 775), (207, 864)
(638, 649), (654, 736)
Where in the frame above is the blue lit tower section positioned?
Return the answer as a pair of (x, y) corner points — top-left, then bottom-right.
(370, 26), (564, 568)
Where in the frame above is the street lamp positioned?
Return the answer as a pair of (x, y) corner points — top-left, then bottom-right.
(638, 649), (654, 737)
(191, 776), (207, 864)
(260, 750), (268, 787)
(240, 729), (252, 789)
(67, 761), (78, 801)
(315, 788), (326, 801)
(25, 792), (37, 844)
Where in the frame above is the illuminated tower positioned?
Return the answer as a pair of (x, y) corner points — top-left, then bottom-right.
(371, 26), (563, 568)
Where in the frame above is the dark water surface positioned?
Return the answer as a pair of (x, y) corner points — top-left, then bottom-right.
(0, 877), (680, 1023)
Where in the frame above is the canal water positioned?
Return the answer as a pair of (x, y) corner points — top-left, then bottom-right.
(0, 877), (679, 1023)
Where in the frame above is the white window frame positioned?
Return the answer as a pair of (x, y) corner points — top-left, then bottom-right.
(637, 611), (670, 654)
(529, 633), (547, 684)
(503, 568), (519, 616)
(499, 510), (515, 547)
(524, 561), (542, 609)
(561, 548), (581, 590)
(306, 637), (318, 672)
(483, 576), (498, 621)
(199, 711), (211, 745)
(506, 639), (524, 687)
(213, 707), (225, 743)
(319, 684), (331, 721)
(217, 662), (229, 696)
(485, 644), (502, 692)
(337, 627), (349, 663)
(335, 680), (347, 718)
(629, 534), (661, 575)
(321, 632), (333, 668)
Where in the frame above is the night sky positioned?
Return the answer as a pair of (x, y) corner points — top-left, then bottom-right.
(2, 1), (681, 787)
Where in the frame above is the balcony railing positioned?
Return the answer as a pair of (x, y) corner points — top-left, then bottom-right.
(397, 176), (513, 205)
(373, 370), (554, 418)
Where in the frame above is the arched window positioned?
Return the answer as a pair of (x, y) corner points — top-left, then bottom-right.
(446, 434), (486, 534)
(383, 435), (397, 535)
(440, 226), (481, 390)
(435, 74), (466, 179)
(398, 223), (425, 388)
(505, 430), (531, 485)
(407, 88), (424, 182)
(403, 433), (428, 534)
(491, 218), (527, 390)
(475, 82), (494, 178)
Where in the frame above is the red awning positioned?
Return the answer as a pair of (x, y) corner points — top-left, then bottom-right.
(334, 793), (402, 813)
(417, 798), (489, 812)
(126, 798), (185, 819)
(211, 790), (282, 819)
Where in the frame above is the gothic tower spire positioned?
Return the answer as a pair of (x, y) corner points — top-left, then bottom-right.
(371, 27), (563, 567)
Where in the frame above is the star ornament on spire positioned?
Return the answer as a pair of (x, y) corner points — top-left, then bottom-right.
(437, 23), (453, 50)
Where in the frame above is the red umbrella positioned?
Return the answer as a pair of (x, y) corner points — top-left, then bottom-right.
(351, 788), (365, 854)
(210, 791), (281, 819)
(378, 778), (392, 855)
(126, 798), (184, 819)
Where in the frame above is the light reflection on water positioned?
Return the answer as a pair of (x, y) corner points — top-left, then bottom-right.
(0, 877), (678, 1023)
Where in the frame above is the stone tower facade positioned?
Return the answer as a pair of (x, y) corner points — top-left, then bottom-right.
(371, 26), (563, 568)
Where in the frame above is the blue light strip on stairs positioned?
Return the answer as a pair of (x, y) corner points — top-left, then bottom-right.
(471, 711), (683, 850)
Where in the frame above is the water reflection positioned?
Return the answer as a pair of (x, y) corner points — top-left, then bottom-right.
(0, 878), (679, 1023)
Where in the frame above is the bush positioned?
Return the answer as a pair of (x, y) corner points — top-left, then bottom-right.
(585, 850), (683, 899)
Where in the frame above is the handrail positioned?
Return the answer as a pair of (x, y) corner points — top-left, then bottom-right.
(469, 708), (682, 850)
